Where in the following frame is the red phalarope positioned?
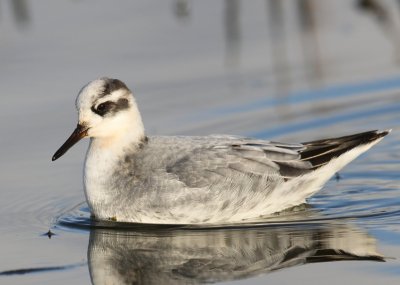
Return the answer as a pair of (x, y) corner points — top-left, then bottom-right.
(52, 77), (390, 224)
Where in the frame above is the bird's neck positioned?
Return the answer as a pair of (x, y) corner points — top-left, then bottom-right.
(83, 109), (146, 217)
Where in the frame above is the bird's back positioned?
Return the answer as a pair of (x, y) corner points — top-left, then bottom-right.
(106, 130), (388, 224)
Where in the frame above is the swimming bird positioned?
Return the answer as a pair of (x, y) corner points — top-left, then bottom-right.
(52, 77), (390, 224)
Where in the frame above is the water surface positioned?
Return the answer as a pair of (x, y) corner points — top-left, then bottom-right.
(1, 1), (400, 284)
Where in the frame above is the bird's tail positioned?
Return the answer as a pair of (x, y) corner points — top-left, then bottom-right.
(300, 129), (391, 169)
(268, 130), (391, 212)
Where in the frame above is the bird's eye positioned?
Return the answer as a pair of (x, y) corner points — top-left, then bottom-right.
(92, 101), (113, 116)
(97, 103), (106, 111)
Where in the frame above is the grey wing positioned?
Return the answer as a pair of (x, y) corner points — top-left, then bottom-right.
(166, 139), (313, 188)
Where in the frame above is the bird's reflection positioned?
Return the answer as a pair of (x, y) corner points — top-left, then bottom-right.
(87, 223), (384, 284)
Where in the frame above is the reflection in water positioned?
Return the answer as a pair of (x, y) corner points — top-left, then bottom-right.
(88, 223), (383, 284)
(224, 0), (241, 67)
(12, 0), (30, 27)
(357, 0), (400, 62)
(173, 0), (191, 21)
(357, 0), (388, 21)
(297, 0), (323, 85)
(2, 0), (31, 28)
(267, 0), (291, 93)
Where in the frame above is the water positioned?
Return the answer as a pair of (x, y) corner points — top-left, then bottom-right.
(1, 0), (400, 284)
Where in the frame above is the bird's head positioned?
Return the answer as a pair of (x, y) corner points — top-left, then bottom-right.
(52, 77), (144, 161)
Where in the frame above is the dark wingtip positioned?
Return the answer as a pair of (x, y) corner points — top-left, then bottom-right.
(300, 129), (391, 169)
(376, 129), (391, 138)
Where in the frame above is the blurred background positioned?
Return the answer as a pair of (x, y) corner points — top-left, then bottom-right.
(1, 1), (400, 284)
(2, 0), (400, 139)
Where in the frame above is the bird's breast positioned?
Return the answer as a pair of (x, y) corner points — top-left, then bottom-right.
(83, 142), (124, 216)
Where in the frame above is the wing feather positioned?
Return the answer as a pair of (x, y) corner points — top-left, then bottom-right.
(166, 139), (312, 188)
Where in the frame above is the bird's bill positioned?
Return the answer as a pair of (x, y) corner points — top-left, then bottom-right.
(52, 124), (88, 161)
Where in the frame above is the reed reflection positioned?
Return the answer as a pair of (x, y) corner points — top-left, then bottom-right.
(87, 223), (383, 285)
(357, 0), (400, 62)
(0, 0), (31, 29)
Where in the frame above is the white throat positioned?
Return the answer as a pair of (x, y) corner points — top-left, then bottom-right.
(83, 106), (145, 217)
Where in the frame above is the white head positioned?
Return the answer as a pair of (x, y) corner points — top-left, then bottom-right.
(52, 77), (145, 161)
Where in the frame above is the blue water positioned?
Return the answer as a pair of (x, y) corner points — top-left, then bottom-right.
(1, 1), (400, 284)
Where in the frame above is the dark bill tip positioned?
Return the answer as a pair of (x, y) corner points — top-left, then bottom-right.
(52, 124), (88, 161)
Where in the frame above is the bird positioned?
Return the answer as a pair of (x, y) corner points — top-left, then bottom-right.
(52, 77), (390, 225)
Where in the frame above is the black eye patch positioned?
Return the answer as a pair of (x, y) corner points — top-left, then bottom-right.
(91, 101), (115, 116)
(91, 98), (129, 117)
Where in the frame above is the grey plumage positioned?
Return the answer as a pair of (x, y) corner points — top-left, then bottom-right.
(99, 131), (388, 224)
(52, 78), (390, 224)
